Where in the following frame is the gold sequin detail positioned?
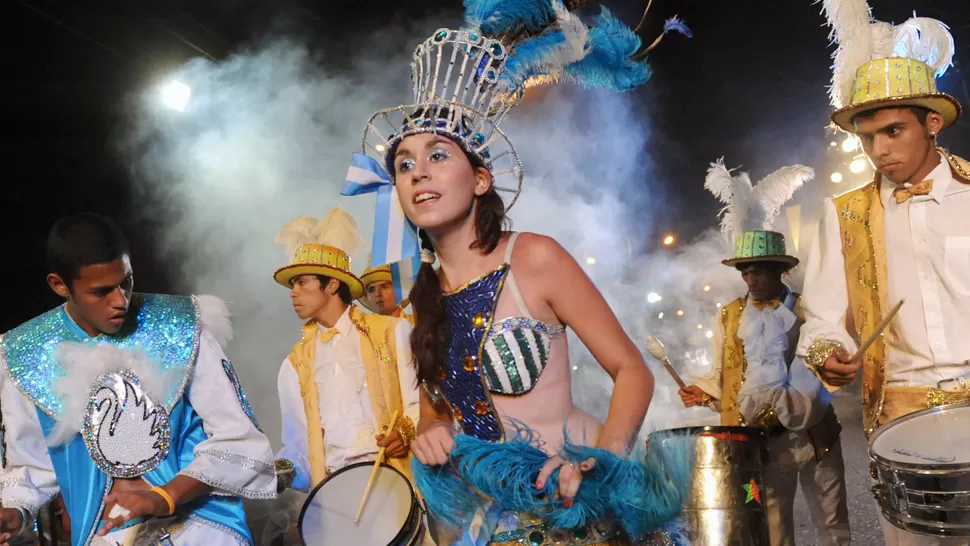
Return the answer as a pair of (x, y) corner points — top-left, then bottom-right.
(806, 339), (845, 373)
(395, 415), (417, 447)
(452, 405), (464, 421)
(927, 388), (970, 408)
(472, 313), (487, 328)
(474, 400), (489, 415)
(464, 355), (476, 372)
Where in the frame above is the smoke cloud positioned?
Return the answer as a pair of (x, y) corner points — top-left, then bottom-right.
(119, 9), (851, 538)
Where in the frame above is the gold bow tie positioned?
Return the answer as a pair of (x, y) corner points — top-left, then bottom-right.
(893, 179), (933, 203)
(751, 298), (781, 311)
(319, 328), (338, 343)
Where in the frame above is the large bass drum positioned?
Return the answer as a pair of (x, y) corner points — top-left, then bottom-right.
(869, 401), (970, 537)
(649, 426), (769, 546)
(298, 461), (423, 546)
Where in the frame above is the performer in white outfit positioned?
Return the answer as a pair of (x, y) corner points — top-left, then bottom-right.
(796, 3), (970, 545)
(680, 160), (849, 545)
(0, 213), (276, 546)
(271, 209), (421, 491)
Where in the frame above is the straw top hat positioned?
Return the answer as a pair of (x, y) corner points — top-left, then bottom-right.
(704, 158), (814, 268)
(273, 209), (365, 299)
(357, 264), (410, 313)
(821, 2), (961, 131)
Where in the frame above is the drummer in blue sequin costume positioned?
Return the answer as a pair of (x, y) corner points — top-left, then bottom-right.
(343, 1), (693, 545)
(0, 213), (277, 546)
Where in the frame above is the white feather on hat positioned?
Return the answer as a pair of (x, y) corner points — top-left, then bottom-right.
(704, 158), (814, 246)
(274, 208), (365, 257)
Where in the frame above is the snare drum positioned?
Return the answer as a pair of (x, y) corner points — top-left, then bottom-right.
(298, 461), (424, 546)
(869, 401), (970, 537)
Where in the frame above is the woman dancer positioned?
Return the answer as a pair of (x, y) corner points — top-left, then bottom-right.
(347, 1), (693, 544)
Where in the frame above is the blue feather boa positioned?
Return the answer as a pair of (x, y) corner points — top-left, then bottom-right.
(412, 428), (695, 541)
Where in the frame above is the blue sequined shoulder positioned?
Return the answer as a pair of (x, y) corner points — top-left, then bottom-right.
(0, 294), (201, 418)
(439, 266), (508, 442)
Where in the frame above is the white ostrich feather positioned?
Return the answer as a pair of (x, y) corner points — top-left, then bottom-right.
(274, 208), (364, 258)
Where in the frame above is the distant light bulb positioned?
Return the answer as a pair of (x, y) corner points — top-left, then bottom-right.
(841, 137), (857, 152)
(160, 80), (191, 112)
(663, 234), (676, 246)
(697, 324), (703, 329)
(676, 309), (685, 316)
(716, 303), (722, 308)
(705, 330), (714, 338)
(586, 257), (596, 265)
(830, 172), (843, 183)
(849, 158), (867, 174)
(703, 285), (711, 292)
(572, 365), (578, 371)
(375, 144), (387, 153)
(829, 141), (838, 148)
(658, 312), (664, 319)
(647, 292), (662, 303)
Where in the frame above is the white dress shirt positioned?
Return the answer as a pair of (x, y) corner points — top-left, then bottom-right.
(275, 307), (420, 491)
(798, 153), (970, 387)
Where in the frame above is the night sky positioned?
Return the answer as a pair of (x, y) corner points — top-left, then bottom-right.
(4, 0), (969, 331)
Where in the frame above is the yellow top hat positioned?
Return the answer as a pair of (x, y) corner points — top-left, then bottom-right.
(272, 209), (365, 299)
(822, 12), (962, 132)
(358, 264), (411, 313)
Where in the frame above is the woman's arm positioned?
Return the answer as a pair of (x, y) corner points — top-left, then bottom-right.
(516, 233), (653, 455)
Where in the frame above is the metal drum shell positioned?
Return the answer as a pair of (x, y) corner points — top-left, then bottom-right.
(298, 461), (423, 546)
(869, 402), (970, 538)
(651, 425), (770, 546)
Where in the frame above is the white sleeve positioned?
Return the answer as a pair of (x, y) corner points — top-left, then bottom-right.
(274, 357), (312, 493)
(0, 369), (59, 521)
(797, 199), (859, 357)
(689, 316), (723, 405)
(394, 320), (421, 428)
(180, 330), (277, 499)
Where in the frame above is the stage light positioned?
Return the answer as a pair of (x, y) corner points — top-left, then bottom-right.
(829, 141), (838, 148)
(586, 257), (596, 265)
(841, 137), (857, 152)
(830, 172), (843, 183)
(697, 324), (703, 329)
(375, 144), (387, 153)
(663, 234), (675, 246)
(647, 292), (662, 303)
(572, 365), (578, 371)
(676, 309), (685, 316)
(705, 330), (714, 338)
(160, 80), (191, 112)
(849, 158), (867, 174)
(716, 303), (722, 308)
(658, 312), (664, 319)
(703, 285), (711, 292)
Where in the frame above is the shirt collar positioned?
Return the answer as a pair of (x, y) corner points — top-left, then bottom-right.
(319, 306), (352, 336)
(880, 152), (953, 207)
(745, 283), (794, 310)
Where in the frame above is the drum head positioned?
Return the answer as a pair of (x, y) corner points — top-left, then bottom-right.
(870, 402), (970, 465)
(299, 462), (417, 546)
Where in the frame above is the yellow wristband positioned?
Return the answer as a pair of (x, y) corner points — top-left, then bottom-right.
(151, 486), (176, 516)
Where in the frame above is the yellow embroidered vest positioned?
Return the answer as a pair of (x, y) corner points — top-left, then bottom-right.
(288, 305), (412, 488)
(832, 149), (970, 436)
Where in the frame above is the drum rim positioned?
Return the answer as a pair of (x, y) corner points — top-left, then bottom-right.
(869, 401), (970, 471)
(649, 425), (766, 438)
(298, 460), (419, 546)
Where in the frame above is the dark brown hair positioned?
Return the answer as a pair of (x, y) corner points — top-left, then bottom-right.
(851, 105), (932, 126)
(392, 135), (509, 387)
(313, 275), (353, 306)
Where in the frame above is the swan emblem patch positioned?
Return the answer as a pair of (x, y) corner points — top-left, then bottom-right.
(81, 370), (172, 478)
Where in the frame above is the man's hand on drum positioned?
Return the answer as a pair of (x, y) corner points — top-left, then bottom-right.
(677, 385), (707, 408)
(98, 489), (171, 536)
(376, 428), (409, 459)
(536, 455), (596, 509)
(0, 507), (24, 545)
(818, 346), (861, 387)
(411, 420), (455, 466)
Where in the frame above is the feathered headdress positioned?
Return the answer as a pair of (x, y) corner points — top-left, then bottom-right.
(272, 208), (366, 296)
(704, 158), (814, 247)
(821, 0), (961, 130)
(360, 0), (691, 210)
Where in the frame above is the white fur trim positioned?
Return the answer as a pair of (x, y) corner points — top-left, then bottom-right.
(194, 294), (233, 349)
(47, 343), (182, 446)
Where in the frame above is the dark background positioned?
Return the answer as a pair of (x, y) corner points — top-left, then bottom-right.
(4, 0), (969, 331)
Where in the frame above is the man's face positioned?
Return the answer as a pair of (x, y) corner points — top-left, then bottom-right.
(365, 280), (397, 315)
(48, 256), (134, 336)
(853, 108), (942, 185)
(739, 263), (784, 302)
(289, 275), (332, 321)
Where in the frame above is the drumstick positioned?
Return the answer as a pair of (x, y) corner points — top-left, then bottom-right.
(646, 337), (718, 412)
(354, 409), (400, 525)
(848, 300), (904, 363)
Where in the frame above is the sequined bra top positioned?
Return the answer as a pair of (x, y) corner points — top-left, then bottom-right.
(437, 233), (565, 441)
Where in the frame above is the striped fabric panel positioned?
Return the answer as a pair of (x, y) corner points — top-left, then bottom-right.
(481, 325), (552, 395)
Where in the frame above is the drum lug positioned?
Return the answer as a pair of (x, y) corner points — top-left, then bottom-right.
(890, 472), (909, 515)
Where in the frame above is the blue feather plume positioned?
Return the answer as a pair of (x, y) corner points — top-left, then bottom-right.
(664, 16), (693, 38)
(563, 7), (652, 90)
(412, 426), (696, 540)
(464, 0), (556, 36)
(503, 29), (568, 84)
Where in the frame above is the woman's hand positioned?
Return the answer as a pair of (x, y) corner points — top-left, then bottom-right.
(411, 420), (455, 466)
(535, 455), (596, 508)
